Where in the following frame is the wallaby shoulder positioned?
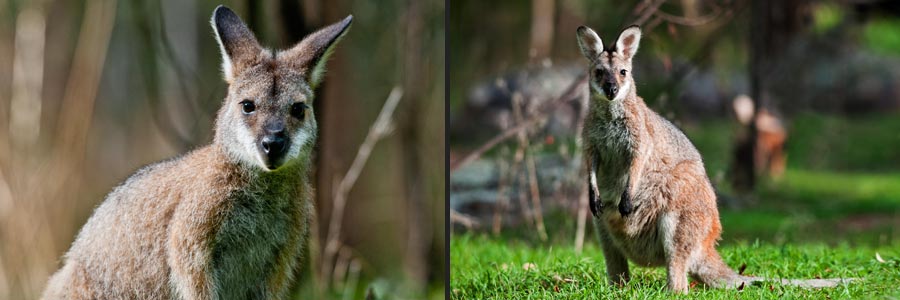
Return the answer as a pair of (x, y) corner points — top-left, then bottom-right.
(48, 145), (236, 299)
(50, 144), (311, 299)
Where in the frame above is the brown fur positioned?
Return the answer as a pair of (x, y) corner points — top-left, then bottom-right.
(577, 25), (849, 293)
(42, 6), (351, 299)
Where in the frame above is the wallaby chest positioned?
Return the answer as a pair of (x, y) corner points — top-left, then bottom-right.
(211, 183), (304, 298)
(585, 101), (668, 266)
(584, 103), (636, 205)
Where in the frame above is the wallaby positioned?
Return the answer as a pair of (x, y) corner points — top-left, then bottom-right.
(576, 25), (849, 293)
(42, 6), (350, 299)
(732, 94), (787, 180)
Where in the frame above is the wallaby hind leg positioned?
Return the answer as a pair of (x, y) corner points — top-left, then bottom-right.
(661, 213), (701, 293)
(665, 251), (690, 293)
(597, 229), (630, 285)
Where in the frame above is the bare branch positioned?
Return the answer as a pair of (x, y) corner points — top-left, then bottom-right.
(574, 183), (589, 253)
(321, 87), (403, 284)
(654, 6), (724, 27)
(632, 0), (668, 26)
(511, 94), (547, 241)
(450, 74), (588, 173)
(450, 209), (480, 230)
(492, 154), (509, 235)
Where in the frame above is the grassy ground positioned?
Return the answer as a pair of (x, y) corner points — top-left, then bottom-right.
(450, 113), (900, 299)
(451, 168), (900, 299)
(451, 233), (899, 299)
(450, 170), (900, 299)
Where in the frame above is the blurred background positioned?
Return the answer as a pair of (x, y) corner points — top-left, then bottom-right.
(450, 0), (900, 263)
(0, 0), (444, 299)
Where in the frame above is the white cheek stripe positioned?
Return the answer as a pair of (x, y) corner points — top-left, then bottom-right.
(228, 104), (266, 169)
(613, 80), (631, 101)
(590, 78), (630, 101)
(287, 128), (313, 160)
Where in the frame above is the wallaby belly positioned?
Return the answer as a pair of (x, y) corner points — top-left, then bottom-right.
(597, 204), (667, 267)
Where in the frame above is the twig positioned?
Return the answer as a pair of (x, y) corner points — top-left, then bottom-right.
(9, 6), (46, 151)
(653, 6), (724, 27)
(342, 258), (362, 300)
(632, 0), (668, 26)
(513, 156), (532, 228)
(321, 87), (403, 284)
(450, 209), (480, 229)
(644, 15), (664, 33)
(510, 94), (536, 233)
(574, 182), (589, 253)
(525, 148), (548, 241)
(450, 74), (588, 172)
(332, 245), (352, 287)
(491, 152), (509, 235)
(510, 92), (547, 241)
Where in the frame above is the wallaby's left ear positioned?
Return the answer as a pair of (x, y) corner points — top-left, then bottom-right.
(281, 15), (353, 89)
(576, 26), (603, 62)
(615, 25), (641, 60)
(211, 5), (264, 84)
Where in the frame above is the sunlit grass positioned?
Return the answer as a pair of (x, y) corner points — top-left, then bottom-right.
(864, 18), (900, 56)
(451, 232), (900, 299)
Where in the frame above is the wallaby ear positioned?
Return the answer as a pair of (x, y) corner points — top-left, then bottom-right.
(615, 25), (641, 60)
(211, 5), (263, 84)
(280, 15), (353, 89)
(576, 26), (603, 62)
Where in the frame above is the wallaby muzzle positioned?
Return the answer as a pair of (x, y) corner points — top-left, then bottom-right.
(602, 80), (618, 100)
(259, 120), (289, 170)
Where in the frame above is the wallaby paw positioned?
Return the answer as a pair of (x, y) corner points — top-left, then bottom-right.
(618, 189), (632, 216)
(588, 183), (602, 217)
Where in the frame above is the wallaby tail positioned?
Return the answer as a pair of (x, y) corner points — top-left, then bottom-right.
(692, 249), (855, 289)
(740, 276), (855, 289)
(691, 249), (744, 289)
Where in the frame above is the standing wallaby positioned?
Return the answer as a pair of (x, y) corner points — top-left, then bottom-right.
(42, 6), (350, 299)
(576, 25), (849, 293)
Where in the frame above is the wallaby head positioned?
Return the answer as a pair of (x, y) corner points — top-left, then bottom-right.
(211, 5), (351, 171)
(576, 25), (641, 102)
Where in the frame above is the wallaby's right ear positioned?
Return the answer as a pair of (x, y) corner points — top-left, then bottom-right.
(576, 26), (603, 62)
(280, 15), (353, 90)
(211, 5), (263, 84)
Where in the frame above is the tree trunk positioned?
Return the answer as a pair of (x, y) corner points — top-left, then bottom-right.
(733, 0), (808, 192)
(528, 0), (555, 62)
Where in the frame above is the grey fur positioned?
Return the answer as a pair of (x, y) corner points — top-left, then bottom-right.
(42, 6), (350, 299)
(578, 25), (851, 293)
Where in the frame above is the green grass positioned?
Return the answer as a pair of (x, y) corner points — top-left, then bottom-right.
(451, 168), (900, 298)
(451, 234), (900, 299)
(721, 169), (900, 246)
(864, 18), (900, 56)
(681, 113), (900, 175)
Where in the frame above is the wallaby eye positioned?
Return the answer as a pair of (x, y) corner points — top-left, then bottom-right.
(593, 69), (603, 79)
(240, 100), (255, 114)
(291, 102), (308, 119)
(620, 69), (627, 76)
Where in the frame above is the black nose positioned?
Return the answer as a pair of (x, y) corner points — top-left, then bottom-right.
(261, 135), (287, 158)
(602, 83), (618, 98)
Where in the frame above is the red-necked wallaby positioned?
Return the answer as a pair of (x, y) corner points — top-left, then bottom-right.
(576, 25), (849, 293)
(733, 94), (787, 179)
(42, 6), (350, 299)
